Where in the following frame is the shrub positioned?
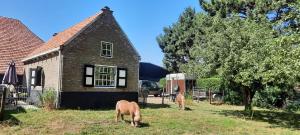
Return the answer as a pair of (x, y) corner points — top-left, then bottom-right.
(185, 93), (194, 106)
(224, 90), (243, 105)
(39, 88), (57, 110)
(285, 100), (300, 112)
(197, 77), (221, 92)
(253, 86), (286, 109)
(159, 78), (166, 88)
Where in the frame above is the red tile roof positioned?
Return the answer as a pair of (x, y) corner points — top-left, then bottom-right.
(0, 17), (44, 74)
(26, 12), (102, 59)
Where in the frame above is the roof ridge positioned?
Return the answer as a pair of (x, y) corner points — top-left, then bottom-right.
(54, 12), (102, 37)
(0, 16), (20, 22)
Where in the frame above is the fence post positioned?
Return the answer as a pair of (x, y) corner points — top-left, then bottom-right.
(0, 86), (6, 121)
(162, 88), (165, 105)
(209, 89), (212, 104)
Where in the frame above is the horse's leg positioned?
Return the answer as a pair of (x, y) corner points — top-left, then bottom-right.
(115, 109), (120, 122)
(121, 114), (124, 121)
(131, 113), (135, 126)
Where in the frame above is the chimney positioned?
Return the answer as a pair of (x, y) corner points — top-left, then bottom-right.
(101, 6), (113, 14)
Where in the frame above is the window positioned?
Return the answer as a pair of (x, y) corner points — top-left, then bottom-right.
(94, 65), (116, 87)
(83, 65), (128, 88)
(100, 41), (113, 58)
(29, 67), (42, 86)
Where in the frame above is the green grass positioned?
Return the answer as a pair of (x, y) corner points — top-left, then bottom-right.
(0, 102), (299, 135)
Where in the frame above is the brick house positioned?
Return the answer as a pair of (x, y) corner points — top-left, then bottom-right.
(0, 16), (43, 83)
(22, 7), (140, 108)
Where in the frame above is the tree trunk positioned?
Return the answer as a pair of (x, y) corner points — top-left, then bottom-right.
(243, 87), (255, 113)
(0, 87), (6, 121)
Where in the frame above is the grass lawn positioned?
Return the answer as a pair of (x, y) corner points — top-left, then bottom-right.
(0, 101), (299, 135)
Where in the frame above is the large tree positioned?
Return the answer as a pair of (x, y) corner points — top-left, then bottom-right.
(157, 7), (196, 72)
(199, 0), (300, 33)
(158, 1), (300, 111)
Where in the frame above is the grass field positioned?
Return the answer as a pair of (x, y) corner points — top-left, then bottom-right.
(0, 101), (299, 135)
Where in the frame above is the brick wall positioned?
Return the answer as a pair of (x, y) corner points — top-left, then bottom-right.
(61, 11), (139, 93)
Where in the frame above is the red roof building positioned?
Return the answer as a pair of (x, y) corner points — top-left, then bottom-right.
(0, 16), (43, 75)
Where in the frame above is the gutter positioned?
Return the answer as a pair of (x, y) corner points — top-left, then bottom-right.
(22, 47), (60, 62)
(56, 46), (63, 108)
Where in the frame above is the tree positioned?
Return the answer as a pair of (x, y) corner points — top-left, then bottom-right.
(191, 0), (300, 112)
(158, 1), (300, 112)
(157, 7), (196, 72)
(187, 12), (300, 111)
(199, 0), (300, 33)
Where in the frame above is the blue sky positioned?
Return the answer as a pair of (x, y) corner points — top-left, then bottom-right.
(1, 0), (201, 66)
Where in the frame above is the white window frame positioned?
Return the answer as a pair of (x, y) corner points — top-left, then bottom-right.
(100, 41), (113, 58)
(94, 65), (117, 88)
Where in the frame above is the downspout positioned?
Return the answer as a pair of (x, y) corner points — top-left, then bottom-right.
(57, 46), (63, 108)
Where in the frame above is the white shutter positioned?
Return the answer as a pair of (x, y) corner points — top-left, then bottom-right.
(84, 65), (94, 87)
(117, 68), (127, 88)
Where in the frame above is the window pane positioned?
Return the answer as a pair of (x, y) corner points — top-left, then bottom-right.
(118, 79), (126, 86)
(31, 70), (36, 77)
(119, 70), (126, 77)
(31, 78), (35, 85)
(107, 44), (111, 50)
(86, 67), (93, 75)
(94, 65), (116, 87)
(86, 77), (93, 85)
(102, 50), (107, 56)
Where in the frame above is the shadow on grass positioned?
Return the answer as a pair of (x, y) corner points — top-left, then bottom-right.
(58, 107), (115, 111)
(143, 103), (171, 109)
(0, 107), (26, 126)
(123, 120), (150, 128)
(184, 107), (193, 111)
(218, 109), (300, 130)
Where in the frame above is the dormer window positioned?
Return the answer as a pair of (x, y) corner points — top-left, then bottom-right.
(101, 41), (113, 58)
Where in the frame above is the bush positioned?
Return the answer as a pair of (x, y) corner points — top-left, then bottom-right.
(253, 86), (290, 109)
(185, 93), (194, 106)
(39, 88), (57, 110)
(285, 100), (300, 112)
(197, 77), (221, 92)
(224, 90), (243, 105)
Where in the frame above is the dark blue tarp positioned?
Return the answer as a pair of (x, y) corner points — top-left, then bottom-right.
(139, 62), (169, 82)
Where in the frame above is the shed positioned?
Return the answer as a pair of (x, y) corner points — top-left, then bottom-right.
(166, 73), (196, 94)
(139, 62), (169, 82)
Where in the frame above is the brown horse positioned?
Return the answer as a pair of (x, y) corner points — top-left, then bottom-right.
(115, 100), (142, 127)
(175, 92), (185, 110)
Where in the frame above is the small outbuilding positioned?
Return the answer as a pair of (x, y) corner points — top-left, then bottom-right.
(165, 73), (196, 94)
